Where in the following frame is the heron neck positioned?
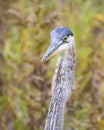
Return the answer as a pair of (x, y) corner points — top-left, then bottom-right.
(44, 46), (75, 130)
(53, 46), (75, 96)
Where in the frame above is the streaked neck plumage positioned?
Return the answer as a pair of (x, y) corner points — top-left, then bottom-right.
(44, 41), (75, 130)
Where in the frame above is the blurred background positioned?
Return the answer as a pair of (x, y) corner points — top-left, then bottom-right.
(0, 0), (104, 130)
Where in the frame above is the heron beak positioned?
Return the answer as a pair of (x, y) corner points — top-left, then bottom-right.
(41, 40), (62, 63)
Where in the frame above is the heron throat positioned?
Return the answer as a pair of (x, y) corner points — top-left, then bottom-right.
(44, 45), (75, 130)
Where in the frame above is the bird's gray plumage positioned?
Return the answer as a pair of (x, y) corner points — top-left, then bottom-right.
(50, 26), (73, 40)
(42, 26), (75, 130)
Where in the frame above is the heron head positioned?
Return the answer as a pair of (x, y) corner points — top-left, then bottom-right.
(41, 26), (74, 63)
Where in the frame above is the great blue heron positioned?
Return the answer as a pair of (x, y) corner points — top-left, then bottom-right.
(41, 26), (75, 130)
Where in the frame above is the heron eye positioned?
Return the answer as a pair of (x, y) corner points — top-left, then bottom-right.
(63, 36), (68, 41)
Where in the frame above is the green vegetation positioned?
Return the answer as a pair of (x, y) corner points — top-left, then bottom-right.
(0, 0), (104, 130)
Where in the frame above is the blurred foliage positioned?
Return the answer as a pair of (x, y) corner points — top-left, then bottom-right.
(0, 0), (104, 130)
